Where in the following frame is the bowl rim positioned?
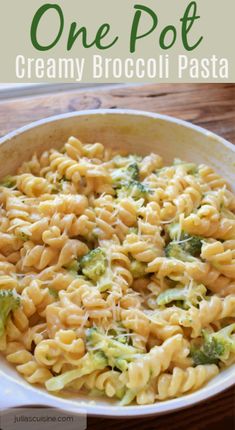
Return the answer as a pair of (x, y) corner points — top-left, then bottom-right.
(0, 108), (234, 417)
(0, 108), (234, 155)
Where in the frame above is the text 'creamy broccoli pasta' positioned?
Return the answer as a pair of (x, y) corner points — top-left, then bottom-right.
(0, 136), (235, 405)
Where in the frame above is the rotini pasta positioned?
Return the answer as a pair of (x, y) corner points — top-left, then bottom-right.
(156, 364), (219, 400)
(0, 136), (234, 406)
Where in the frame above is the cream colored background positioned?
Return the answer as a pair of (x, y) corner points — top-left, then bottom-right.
(0, 0), (234, 82)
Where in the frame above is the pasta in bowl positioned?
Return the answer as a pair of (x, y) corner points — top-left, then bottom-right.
(0, 110), (234, 416)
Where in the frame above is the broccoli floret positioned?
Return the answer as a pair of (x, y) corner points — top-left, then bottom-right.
(165, 237), (202, 261)
(79, 248), (107, 282)
(167, 224), (202, 257)
(0, 175), (16, 188)
(111, 162), (140, 188)
(0, 290), (20, 337)
(173, 158), (198, 175)
(182, 235), (203, 257)
(46, 350), (107, 391)
(157, 284), (206, 308)
(190, 346), (218, 365)
(165, 243), (195, 262)
(127, 163), (139, 181)
(165, 232), (202, 262)
(86, 328), (141, 371)
(203, 324), (235, 361)
(112, 159), (151, 201)
(130, 260), (147, 279)
(191, 323), (235, 365)
(117, 180), (150, 201)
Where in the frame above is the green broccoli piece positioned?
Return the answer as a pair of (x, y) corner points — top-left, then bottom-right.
(203, 324), (235, 361)
(46, 350), (108, 391)
(181, 235), (203, 257)
(127, 163), (139, 181)
(80, 248), (107, 282)
(111, 159), (152, 201)
(117, 180), (150, 201)
(111, 162), (140, 188)
(165, 243), (195, 262)
(191, 323), (235, 365)
(130, 260), (147, 279)
(0, 290), (20, 337)
(157, 284), (206, 309)
(190, 345), (218, 365)
(86, 328), (141, 371)
(173, 158), (198, 175)
(0, 175), (16, 188)
(167, 224), (202, 257)
(165, 229), (202, 262)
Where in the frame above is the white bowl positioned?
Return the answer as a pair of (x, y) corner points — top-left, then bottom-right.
(0, 109), (235, 417)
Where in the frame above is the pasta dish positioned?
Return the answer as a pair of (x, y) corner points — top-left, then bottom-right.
(0, 136), (234, 405)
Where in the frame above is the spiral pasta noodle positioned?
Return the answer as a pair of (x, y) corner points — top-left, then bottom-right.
(156, 364), (219, 400)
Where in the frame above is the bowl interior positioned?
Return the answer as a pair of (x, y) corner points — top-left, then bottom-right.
(0, 110), (234, 416)
(0, 110), (234, 189)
